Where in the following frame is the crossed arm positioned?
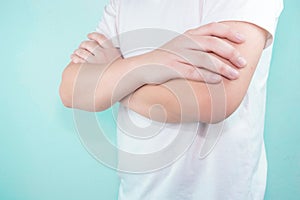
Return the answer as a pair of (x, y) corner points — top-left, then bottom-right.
(59, 21), (267, 124)
(121, 21), (267, 123)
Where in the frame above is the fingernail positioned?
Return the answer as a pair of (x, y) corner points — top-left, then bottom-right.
(237, 57), (247, 67)
(235, 32), (245, 41)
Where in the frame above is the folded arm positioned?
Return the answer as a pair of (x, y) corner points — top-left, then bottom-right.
(121, 21), (268, 124)
(59, 23), (248, 113)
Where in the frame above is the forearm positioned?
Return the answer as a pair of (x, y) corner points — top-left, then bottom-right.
(121, 79), (222, 123)
(61, 21), (265, 116)
(59, 55), (148, 111)
(122, 21), (267, 124)
(60, 43), (212, 112)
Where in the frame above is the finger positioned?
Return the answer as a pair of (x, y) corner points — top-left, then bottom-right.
(179, 50), (240, 80)
(79, 40), (100, 55)
(195, 36), (247, 68)
(170, 61), (222, 83)
(70, 54), (86, 64)
(186, 67), (223, 83)
(187, 22), (246, 44)
(194, 68), (223, 83)
(74, 48), (94, 61)
(87, 32), (114, 48)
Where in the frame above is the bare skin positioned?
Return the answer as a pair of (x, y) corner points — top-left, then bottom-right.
(59, 21), (267, 123)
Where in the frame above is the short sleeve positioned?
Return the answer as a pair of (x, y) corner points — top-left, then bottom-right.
(201, 0), (284, 49)
(95, 0), (120, 47)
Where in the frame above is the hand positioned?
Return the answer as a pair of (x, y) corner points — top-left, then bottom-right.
(144, 22), (248, 84)
(71, 32), (122, 64)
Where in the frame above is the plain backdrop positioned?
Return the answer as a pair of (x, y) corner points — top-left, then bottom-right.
(0, 0), (299, 199)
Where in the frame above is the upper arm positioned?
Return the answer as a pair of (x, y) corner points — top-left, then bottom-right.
(126, 21), (268, 123)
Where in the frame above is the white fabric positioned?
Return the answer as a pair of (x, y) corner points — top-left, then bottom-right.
(96, 0), (283, 199)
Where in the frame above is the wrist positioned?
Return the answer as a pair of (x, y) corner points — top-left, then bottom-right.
(111, 54), (149, 87)
(124, 52), (155, 84)
(120, 50), (175, 85)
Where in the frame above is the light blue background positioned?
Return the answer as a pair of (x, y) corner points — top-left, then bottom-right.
(0, 0), (299, 199)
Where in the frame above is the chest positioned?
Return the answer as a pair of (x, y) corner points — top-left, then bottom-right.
(117, 0), (204, 56)
(118, 0), (204, 34)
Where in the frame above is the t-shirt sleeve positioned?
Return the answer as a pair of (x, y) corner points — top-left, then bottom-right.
(201, 0), (284, 49)
(95, 0), (120, 47)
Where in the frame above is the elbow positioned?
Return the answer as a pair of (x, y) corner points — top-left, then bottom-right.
(201, 99), (242, 124)
(59, 63), (80, 109)
(200, 112), (230, 125)
(59, 88), (109, 112)
(206, 117), (227, 125)
(59, 81), (109, 112)
(200, 114), (226, 125)
(59, 62), (112, 112)
(59, 66), (74, 108)
(59, 83), (72, 108)
(58, 65), (109, 112)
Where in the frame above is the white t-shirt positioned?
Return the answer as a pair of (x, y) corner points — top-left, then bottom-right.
(96, 0), (283, 199)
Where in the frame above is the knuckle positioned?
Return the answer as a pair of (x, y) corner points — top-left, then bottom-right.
(77, 49), (84, 55)
(218, 63), (228, 74)
(185, 67), (196, 79)
(76, 49), (87, 58)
